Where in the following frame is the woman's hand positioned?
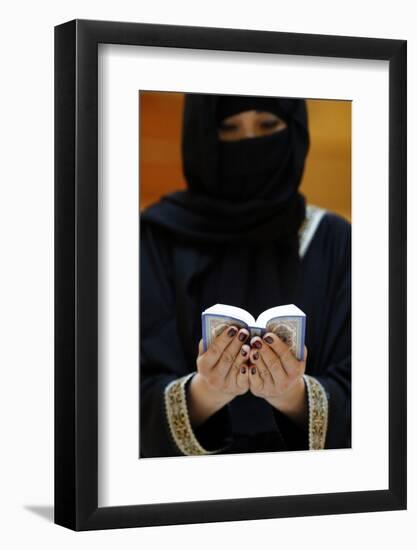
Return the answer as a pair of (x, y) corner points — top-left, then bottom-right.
(187, 325), (251, 427)
(248, 332), (308, 429)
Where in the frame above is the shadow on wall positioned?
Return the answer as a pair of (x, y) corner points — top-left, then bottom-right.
(24, 505), (54, 523)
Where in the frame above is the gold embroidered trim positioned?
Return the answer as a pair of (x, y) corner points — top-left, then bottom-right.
(164, 372), (228, 456)
(303, 374), (329, 450)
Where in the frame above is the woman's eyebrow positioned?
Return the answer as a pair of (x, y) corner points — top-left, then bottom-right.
(256, 111), (279, 117)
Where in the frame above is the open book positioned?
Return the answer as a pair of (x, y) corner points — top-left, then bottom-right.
(202, 303), (306, 361)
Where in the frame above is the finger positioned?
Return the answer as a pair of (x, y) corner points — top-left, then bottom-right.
(239, 342), (251, 362)
(249, 344), (275, 387)
(221, 327), (250, 363)
(261, 332), (304, 378)
(215, 328), (250, 377)
(198, 338), (204, 356)
(235, 362), (250, 394)
(253, 336), (288, 386)
(203, 324), (241, 369)
(248, 364), (264, 395)
(224, 343), (251, 384)
(250, 335), (262, 348)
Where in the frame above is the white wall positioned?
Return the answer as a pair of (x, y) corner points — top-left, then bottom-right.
(0, 1), (415, 547)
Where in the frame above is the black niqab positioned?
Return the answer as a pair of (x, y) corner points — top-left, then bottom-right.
(140, 93), (309, 245)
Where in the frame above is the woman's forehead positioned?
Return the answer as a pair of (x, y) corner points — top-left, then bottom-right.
(215, 95), (291, 124)
(221, 109), (280, 119)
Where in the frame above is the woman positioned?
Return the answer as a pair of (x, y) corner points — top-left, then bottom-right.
(139, 93), (351, 457)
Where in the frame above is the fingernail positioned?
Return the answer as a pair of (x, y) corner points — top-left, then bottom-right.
(240, 366), (246, 374)
(263, 335), (274, 344)
(251, 366), (257, 375)
(253, 340), (262, 349)
(241, 348), (248, 357)
(238, 331), (248, 342)
(227, 327), (237, 337)
(253, 351), (259, 360)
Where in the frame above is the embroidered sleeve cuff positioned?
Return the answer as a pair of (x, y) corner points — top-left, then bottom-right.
(302, 374), (329, 450)
(164, 372), (231, 456)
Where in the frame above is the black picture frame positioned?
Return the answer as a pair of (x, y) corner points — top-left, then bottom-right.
(54, 18), (407, 531)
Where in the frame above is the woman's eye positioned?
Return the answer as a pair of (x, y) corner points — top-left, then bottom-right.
(219, 122), (237, 132)
(260, 119), (280, 129)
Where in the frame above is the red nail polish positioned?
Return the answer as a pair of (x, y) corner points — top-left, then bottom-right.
(263, 336), (273, 344)
(240, 366), (246, 374)
(251, 367), (257, 375)
(241, 348), (247, 356)
(254, 340), (262, 349)
(227, 327), (237, 337)
(253, 351), (259, 360)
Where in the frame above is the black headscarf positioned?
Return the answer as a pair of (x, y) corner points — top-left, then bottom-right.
(140, 93), (309, 246)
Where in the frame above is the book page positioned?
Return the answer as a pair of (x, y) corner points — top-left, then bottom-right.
(256, 304), (304, 327)
(265, 315), (305, 361)
(201, 305), (256, 352)
(202, 314), (250, 352)
(202, 303), (255, 325)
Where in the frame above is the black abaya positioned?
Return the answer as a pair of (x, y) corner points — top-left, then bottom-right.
(139, 93), (351, 457)
(139, 209), (351, 457)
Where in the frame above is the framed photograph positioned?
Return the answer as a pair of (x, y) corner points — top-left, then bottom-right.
(54, 19), (406, 531)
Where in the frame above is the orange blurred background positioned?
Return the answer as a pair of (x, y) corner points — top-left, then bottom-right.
(139, 92), (351, 221)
